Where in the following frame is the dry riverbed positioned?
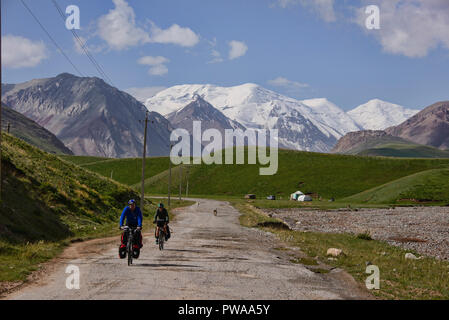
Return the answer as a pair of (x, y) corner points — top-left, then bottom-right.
(264, 206), (449, 260)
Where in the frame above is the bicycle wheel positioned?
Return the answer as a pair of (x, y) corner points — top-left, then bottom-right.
(159, 232), (164, 250)
(127, 234), (133, 265)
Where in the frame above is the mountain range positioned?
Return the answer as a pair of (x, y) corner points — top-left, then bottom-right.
(2, 73), (171, 158)
(145, 84), (418, 152)
(2, 73), (432, 157)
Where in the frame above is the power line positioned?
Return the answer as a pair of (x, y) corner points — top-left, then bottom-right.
(20, 0), (84, 77)
(51, 0), (115, 86)
(51, 0), (112, 83)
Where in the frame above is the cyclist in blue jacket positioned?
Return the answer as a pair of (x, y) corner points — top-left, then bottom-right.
(118, 199), (143, 259)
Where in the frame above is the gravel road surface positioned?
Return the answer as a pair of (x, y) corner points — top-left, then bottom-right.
(7, 199), (371, 300)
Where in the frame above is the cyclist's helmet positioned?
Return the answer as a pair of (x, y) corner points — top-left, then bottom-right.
(128, 199), (136, 205)
(158, 203), (164, 208)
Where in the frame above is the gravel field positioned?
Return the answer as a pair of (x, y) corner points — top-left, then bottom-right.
(264, 206), (449, 260)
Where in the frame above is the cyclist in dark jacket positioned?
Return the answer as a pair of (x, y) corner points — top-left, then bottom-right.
(153, 203), (170, 244)
(119, 199), (143, 259)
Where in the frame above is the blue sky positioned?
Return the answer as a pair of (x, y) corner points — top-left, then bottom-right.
(2, 0), (449, 110)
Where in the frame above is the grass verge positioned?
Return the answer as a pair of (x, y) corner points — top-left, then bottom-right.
(233, 201), (449, 300)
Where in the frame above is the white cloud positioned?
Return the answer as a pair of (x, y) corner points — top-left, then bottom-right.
(150, 23), (200, 47)
(275, 0), (336, 22)
(138, 56), (170, 76)
(268, 77), (309, 93)
(205, 38), (223, 64)
(355, 0), (449, 58)
(228, 40), (248, 60)
(305, 0), (336, 22)
(97, 0), (150, 50)
(97, 0), (200, 50)
(125, 86), (166, 102)
(276, 0), (449, 58)
(208, 49), (224, 64)
(276, 0), (297, 8)
(1, 35), (47, 68)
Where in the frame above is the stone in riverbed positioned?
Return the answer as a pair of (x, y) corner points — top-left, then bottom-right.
(327, 248), (343, 257)
(405, 253), (418, 260)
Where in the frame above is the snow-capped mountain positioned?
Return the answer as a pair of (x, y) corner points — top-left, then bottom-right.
(167, 94), (245, 133)
(347, 99), (419, 130)
(167, 95), (253, 149)
(146, 84), (362, 152)
(299, 98), (363, 139)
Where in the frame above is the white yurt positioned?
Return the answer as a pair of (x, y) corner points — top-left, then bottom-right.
(297, 195), (313, 202)
(290, 191), (304, 201)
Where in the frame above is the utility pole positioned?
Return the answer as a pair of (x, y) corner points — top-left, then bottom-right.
(140, 111), (149, 210)
(179, 164), (182, 201)
(168, 143), (172, 207)
(0, 2), (3, 201)
(167, 120), (172, 207)
(185, 167), (189, 198)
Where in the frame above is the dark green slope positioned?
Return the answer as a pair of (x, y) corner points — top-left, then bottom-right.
(358, 143), (449, 158)
(343, 168), (449, 204)
(0, 133), (139, 243)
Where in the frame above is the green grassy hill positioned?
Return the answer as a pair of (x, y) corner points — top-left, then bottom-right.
(1, 133), (140, 243)
(139, 149), (449, 200)
(343, 168), (449, 204)
(60, 148), (449, 204)
(358, 143), (449, 158)
(61, 155), (173, 186)
(339, 135), (412, 155)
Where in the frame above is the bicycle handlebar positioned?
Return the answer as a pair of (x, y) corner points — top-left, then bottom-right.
(120, 226), (141, 230)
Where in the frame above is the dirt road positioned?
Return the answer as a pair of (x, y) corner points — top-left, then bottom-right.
(8, 199), (371, 300)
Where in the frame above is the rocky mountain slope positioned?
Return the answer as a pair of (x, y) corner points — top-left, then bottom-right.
(333, 101), (449, 156)
(1, 104), (72, 155)
(166, 95), (250, 150)
(385, 101), (449, 150)
(2, 73), (171, 158)
(167, 94), (245, 134)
